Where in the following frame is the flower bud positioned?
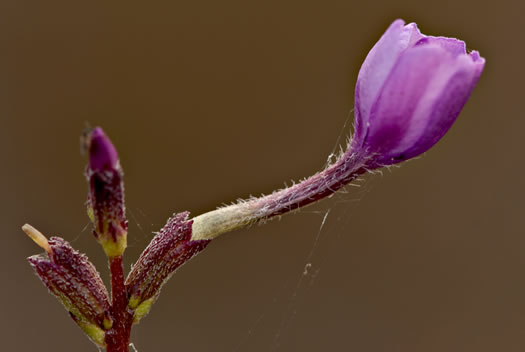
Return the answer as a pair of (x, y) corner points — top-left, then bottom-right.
(352, 19), (485, 167)
(85, 127), (128, 257)
(125, 212), (210, 324)
(88, 127), (119, 172)
(28, 236), (111, 347)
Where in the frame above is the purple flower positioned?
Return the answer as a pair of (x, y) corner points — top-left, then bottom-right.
(352, 19), (485, 167)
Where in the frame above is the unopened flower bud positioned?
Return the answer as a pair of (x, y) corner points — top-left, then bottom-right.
(125, 212), (210, 324)
(89, 127), (119, 172)
(85, 127), (128, 257)
(352, 19), (485, 167)
(27, 233), (111, 347)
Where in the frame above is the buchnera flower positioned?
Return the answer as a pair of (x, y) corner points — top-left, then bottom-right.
(352, 19), (485, 167)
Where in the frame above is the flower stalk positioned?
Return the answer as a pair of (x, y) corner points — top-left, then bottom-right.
(191, 152), (370, 241)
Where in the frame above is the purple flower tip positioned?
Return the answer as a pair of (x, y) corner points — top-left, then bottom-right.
(352, 19), (485, 167)
(89, 127), (119, 172)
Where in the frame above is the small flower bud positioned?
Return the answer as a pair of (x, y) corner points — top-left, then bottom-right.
(28, 236), (111, 347)
(85, 127), (128, 257)
(88, 127), (119, 172)
(352, 19), (485, 167)
(125, 212), (210, 324)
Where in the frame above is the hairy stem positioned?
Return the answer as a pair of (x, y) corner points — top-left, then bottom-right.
(191, 151), (368, 241)
(105, 256), (132, 352)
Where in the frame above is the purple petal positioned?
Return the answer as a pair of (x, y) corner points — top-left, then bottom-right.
(89, 127), (118, 172)
(414, 36), (466, 57)
(362, 43), (485, 165)
(469, 50), (485, 83)
(354, 20), (422, 144)
(395, 54), (486, 160)
(364, 45), (456, 160)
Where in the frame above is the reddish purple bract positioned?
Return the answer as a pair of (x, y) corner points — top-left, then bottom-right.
(28, 237), (111, 346)
(126, 212), (211, 316)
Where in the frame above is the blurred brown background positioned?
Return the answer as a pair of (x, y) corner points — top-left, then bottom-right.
(1, 0), (523, 351)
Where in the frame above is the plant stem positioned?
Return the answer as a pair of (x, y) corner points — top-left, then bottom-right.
(105, 255), (132, 352)
(191, 152), (368, 241)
